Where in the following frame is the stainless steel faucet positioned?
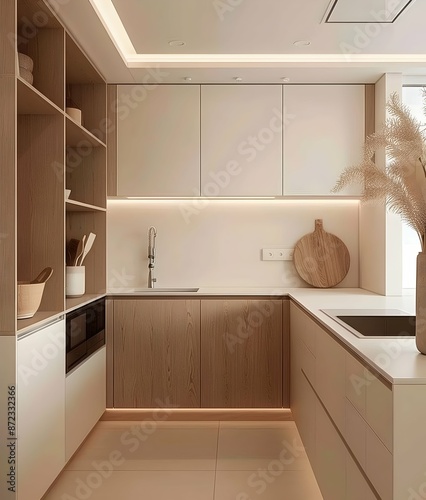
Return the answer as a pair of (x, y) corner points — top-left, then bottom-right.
(148, 226), (157, 288)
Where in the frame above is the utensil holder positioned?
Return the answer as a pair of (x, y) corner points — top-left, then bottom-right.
(66, 266), (85, 297)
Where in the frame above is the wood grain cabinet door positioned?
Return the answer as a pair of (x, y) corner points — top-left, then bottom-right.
(113, 299), (201, 408)
(201, 299), (283, 408)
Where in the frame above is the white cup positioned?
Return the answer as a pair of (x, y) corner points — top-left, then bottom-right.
(66, 266), (85, 297)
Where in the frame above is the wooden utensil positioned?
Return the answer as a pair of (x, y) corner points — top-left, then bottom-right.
(293, 219), (350, 288)
(30, 267), (53, 284)
(67, 238), (80, 266)
(74, 235), (86, 266)
(78, 232), (96, 266)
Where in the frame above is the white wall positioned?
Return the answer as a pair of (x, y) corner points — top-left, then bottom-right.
(359, 72), (403, 295)
(107, 200), (359, 289)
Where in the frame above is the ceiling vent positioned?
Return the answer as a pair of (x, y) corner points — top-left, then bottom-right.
(324, 0), (415, 23)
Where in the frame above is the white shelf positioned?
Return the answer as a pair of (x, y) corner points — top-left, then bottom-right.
(66, 199), (106, 212)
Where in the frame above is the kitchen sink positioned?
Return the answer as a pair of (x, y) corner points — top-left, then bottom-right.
(321, 309), (415, 338)
(135, 287), (199, 293)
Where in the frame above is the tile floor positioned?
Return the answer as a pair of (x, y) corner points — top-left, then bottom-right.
(43, 421), (323, 500)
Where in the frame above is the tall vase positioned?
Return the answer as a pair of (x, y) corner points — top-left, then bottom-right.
(416, 252), (426, 354)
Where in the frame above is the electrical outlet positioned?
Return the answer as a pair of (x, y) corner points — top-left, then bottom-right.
(262, 248), (294, 261)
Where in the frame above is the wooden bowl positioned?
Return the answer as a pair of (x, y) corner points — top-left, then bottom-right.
(17, 282), (45, 319)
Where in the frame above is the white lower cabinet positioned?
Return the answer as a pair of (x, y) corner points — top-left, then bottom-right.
(290, 303), (385, 500)
(66, 347), (106, 460)
(290, 336), (316, 464)
(315, 323), (346, 432)
(315, 398), (346, 500)
(345, 452), (376, 500)
(17, 319), (65, 500)
(365, 426), (393, 500)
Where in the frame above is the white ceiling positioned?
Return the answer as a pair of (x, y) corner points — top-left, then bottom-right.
(49, 0), (426, 84)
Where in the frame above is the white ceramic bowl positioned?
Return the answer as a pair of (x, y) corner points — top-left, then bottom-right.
(19, 67), (34, 85)
(18, 53), (34, 72)
(66, 107), (82, 125)
(17, 282), (45, 319)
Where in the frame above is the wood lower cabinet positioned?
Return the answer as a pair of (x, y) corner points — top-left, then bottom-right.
(113, 299), (201, 408)
(200, 299), (283, 408)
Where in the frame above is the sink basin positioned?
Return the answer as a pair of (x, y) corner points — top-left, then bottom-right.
(135, 287), (199, 293)
(321, 309), (415, 338)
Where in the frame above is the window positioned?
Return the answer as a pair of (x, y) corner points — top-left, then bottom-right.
(401, 86), (425, 289)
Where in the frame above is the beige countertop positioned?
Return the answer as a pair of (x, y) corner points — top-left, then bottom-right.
(289, 288), (423, 385)
(109, 286), (425, 384)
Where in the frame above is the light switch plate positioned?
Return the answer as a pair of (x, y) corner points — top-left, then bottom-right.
(262, 248), (294, 261)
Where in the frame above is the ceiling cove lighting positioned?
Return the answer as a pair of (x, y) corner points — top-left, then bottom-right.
(124, 54), (426, 67)
(108, 198), (360, 204)
(88, 0), (135, 61)
(324, 0), (415, 23)
(89, 0), (426, 67)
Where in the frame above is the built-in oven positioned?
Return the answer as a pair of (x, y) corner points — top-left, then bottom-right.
(66, 298), (105, 373)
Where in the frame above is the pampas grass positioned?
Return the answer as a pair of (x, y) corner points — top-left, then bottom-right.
(333, 91), (426, 250)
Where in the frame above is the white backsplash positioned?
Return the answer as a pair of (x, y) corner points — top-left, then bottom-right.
(107, 199), (359, 289)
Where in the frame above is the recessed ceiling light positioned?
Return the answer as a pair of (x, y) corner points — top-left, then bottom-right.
(168, 40), (186, 47)
(281, 77), (290, 82)
(233, 77), (242, 82)
(293, 40), (311, 47)
(183, 77), (192, 82)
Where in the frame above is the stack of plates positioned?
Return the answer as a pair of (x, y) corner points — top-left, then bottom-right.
(18, 53), (34, 85)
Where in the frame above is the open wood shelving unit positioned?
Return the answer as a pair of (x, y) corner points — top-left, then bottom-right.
(1, 0), (107, 334)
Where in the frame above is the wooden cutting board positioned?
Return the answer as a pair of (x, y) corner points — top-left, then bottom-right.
(293, 219), (350, 288)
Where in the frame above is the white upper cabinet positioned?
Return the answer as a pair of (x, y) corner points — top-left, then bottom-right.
(283, 85), (365, 196)
(117, 85), (200, 196)
(200, 85), (283, 196)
